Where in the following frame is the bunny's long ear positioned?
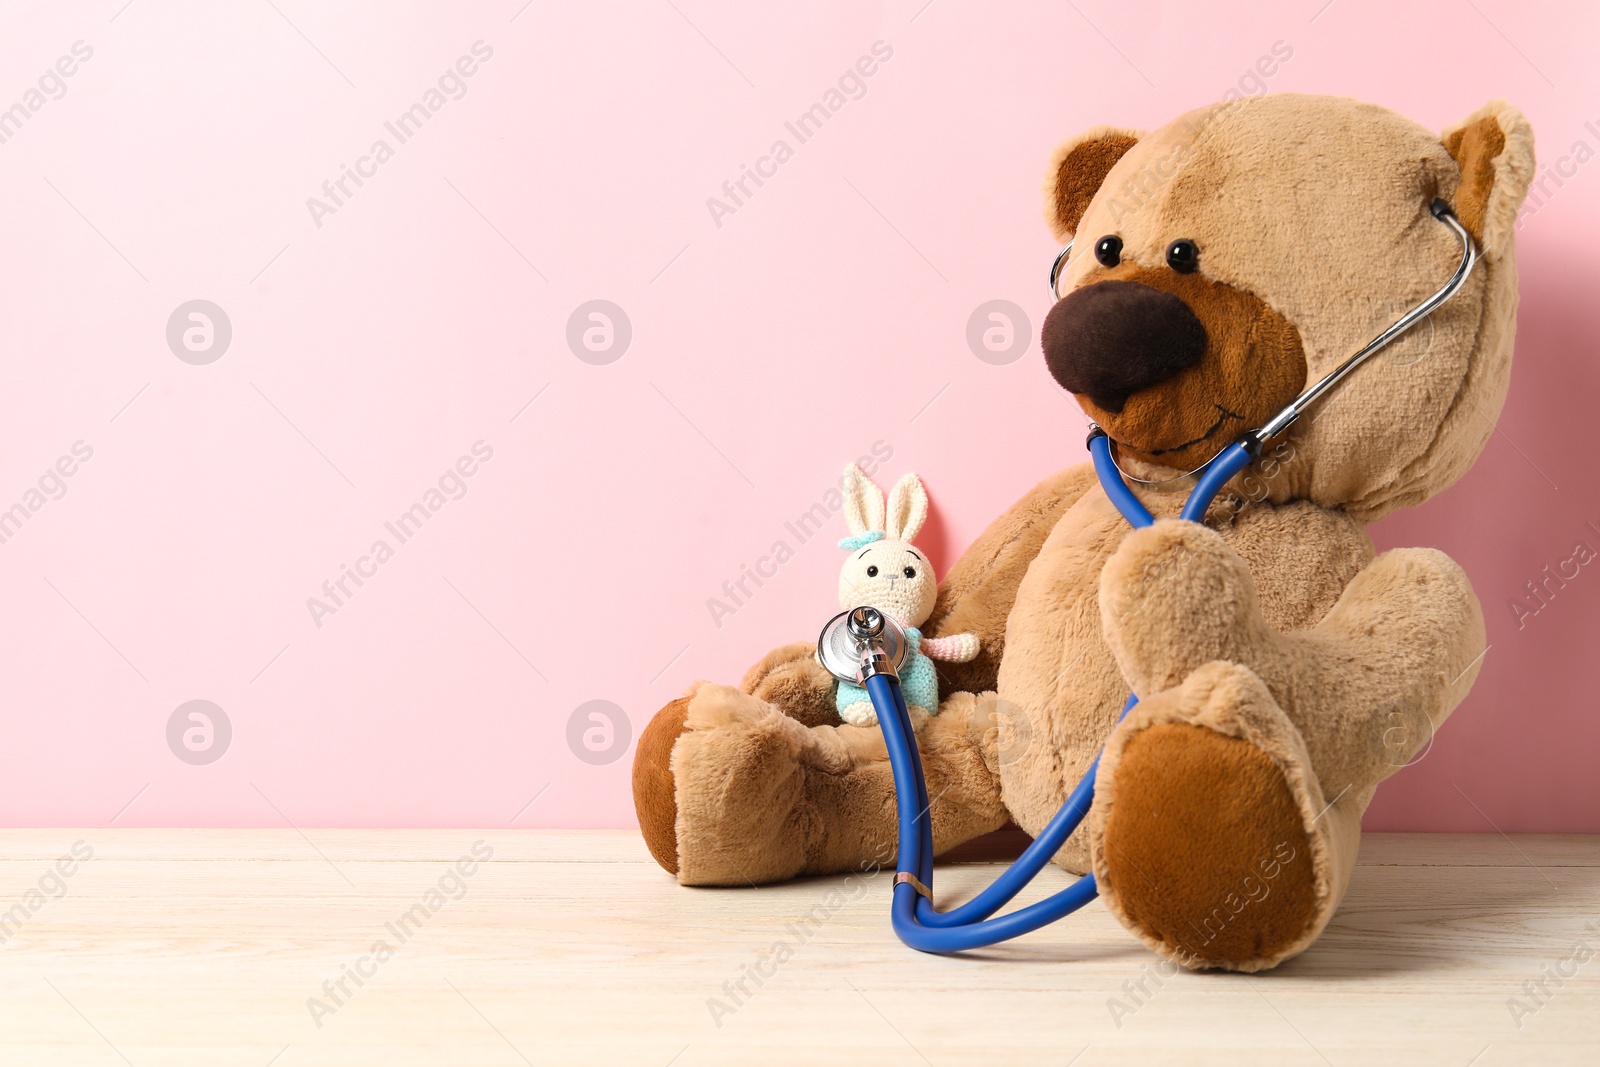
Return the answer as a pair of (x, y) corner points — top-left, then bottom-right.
(841, 464), (885, 536)
(884, 473), (928, 542)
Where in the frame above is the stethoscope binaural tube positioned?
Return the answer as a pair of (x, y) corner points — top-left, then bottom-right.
(1253, 201), (1477, 445)
(862, 201), (1477, 953)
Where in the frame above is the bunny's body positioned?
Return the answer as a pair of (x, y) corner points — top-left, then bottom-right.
(836, 626), (940, 722)
(833, 466), (980, 727)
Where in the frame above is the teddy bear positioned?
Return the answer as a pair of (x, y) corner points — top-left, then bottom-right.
(631, 93), (1534, 973)
(832, 464), (981, 726)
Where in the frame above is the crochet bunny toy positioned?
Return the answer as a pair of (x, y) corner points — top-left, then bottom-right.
(834, 464), (979, 726)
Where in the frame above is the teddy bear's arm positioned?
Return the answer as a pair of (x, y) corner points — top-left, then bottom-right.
(925, 462), (1098, 694)
(1090, 519), (1485, 972)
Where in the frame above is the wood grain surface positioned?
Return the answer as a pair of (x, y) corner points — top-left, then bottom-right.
(0, 830), (1594, 1065)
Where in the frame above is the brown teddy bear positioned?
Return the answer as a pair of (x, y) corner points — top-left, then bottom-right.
(631, 93), (1534, 972)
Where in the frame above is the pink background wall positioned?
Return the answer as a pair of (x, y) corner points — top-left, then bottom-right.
(0, 0), (1594, 832)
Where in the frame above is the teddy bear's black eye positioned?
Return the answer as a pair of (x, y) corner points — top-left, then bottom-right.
(866, 565), (879, 577)
(1093, 235), (1122, 267)
(1165, 239), (1199, 273)
(903, 566), (916, 579)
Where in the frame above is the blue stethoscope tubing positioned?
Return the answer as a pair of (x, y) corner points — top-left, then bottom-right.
(871, 435), (1257, 952)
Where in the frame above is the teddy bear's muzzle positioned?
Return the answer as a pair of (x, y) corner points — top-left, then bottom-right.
(1041, 279), (1208, 413)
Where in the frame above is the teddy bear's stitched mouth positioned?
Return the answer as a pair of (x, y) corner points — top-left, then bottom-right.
(1137, 404), (1244, 457)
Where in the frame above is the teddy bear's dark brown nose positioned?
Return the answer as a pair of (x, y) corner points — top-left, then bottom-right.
(1041, 280), (1208, 413)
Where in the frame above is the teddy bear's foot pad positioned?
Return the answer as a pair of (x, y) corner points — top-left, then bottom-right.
(632, 697), (690, 875)
(1100, 723), (1317, 969)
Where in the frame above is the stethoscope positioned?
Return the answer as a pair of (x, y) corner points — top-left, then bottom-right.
(816, 199), (1478, 952)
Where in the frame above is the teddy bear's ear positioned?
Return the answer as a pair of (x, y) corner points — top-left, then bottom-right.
(1042, 126), (1144, 244)
(1441, 101), (1535, 258)
(884, 473), (928, 542)
(841, 463), (885, 536)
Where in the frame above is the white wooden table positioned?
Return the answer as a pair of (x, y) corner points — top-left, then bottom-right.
(0, 830), (1594, 1065)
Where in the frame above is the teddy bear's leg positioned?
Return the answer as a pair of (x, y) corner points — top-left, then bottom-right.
(634, 664), (1008, 884)
(1088, 661), (1364, 971)
(1090, 520), (1485, 970)
(675, 685), (1006, 885)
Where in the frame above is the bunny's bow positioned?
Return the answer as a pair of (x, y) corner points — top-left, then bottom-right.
(838, 530), (886, 551)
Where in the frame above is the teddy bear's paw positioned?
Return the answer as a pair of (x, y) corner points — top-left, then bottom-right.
(1091, 661), (1330, 972)
(839, 700), (878, 727)
(740, 641), (842, 727)
(1098, 520), (1273, 694)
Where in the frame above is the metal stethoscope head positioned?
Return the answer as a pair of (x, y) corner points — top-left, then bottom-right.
(816, 606), (910, 684)
(1051, 199), (1479, 483)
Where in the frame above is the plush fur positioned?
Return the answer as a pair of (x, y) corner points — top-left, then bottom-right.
(1045, 126), (1144, 242)
(632, 94), (1534, 972)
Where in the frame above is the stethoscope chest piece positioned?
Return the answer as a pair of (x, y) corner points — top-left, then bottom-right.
(816, 607), (909, 684)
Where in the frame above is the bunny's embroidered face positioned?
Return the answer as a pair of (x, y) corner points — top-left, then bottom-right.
(839, 538), (936, 626)
(836, 466), (938, 627)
